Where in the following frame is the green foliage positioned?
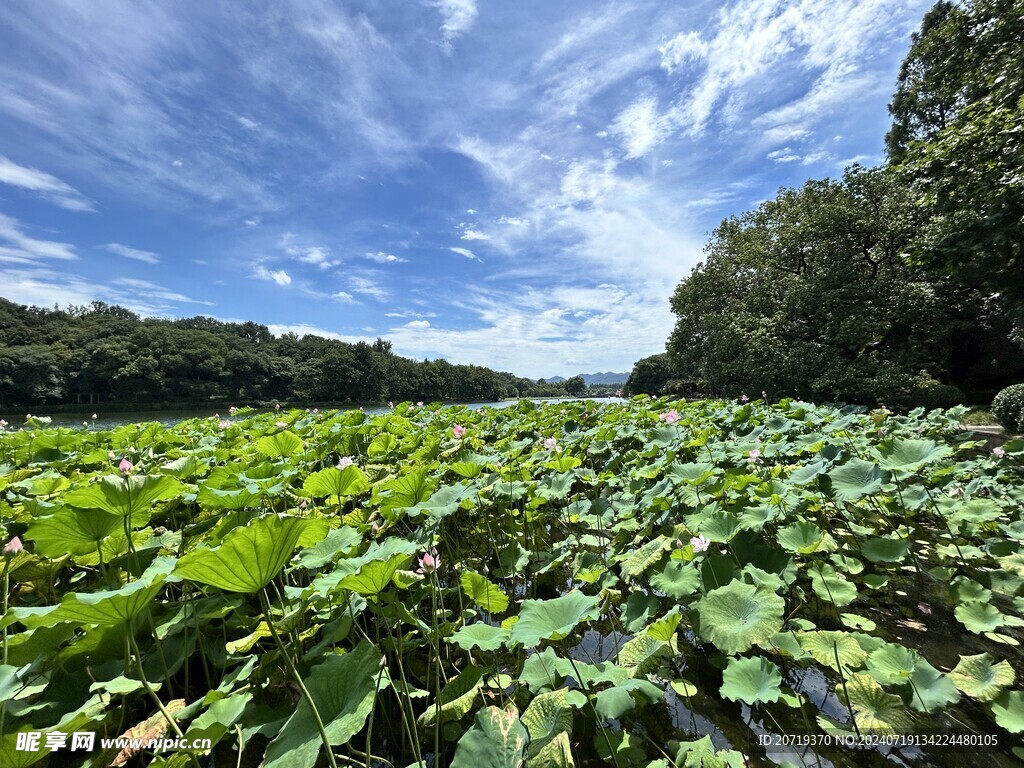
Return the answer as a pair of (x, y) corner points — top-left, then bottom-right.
(992, 384), (1024, 433)
(1, 397), (1023, 765)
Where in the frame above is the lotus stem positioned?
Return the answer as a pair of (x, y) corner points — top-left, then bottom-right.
(259, 588), (339, 768)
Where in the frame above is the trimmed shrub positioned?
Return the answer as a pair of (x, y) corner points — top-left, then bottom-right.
(992, 384), (1024, 433)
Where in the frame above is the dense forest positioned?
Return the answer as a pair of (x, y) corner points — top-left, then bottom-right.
(628, 0), (1024, 406)
(0, 299), (578, 407)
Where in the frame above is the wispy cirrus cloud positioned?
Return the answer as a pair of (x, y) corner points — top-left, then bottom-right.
(0, 212), (77, 263)
(102, 242), (160, 264)
(0, 154), (95, 211)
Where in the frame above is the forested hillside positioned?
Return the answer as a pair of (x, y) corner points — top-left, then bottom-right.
(630, 0), (1024, 406)
(0, 299), (552, 406)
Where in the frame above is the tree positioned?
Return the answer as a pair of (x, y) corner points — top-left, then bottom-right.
(665, 166), (1006, 404)
(564, 375), (586, 396)
(888, 0), (1024, 347)
(625, 354), (675, 396)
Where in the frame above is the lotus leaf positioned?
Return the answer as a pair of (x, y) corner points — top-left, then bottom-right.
(697, 581), (785, 655)
(720, 656), (782, 705)
(174, 515), (310, 593)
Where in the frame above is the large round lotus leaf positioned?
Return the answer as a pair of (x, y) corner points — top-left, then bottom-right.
(865, 644), (918, 685)
(263, 642), (380, 768)
(174, 514), (311, 593)
(992, 690), (1024, 734)
(954, 600), (1005, 633)
(948, 653), (1016, 701)
(840, 673), (911, 735)
(777, 521), (825, 554)
(809, 564), (858, 607)
(28, 506), (120, 557)
(417, 665), (486, 728)
(507, 590), (602, 648)
(302, 465), (369, 500)
(796, 631), (868, 671)
(697, 581), (785, 655)
(825, 459), (882, 502)
(3, 557), (175, 629)
(905, 659), (960, 713)
(461, 571), (510, 614)
(720, 656), (782, 705)
(875, 438), (950, 472)
(860, 537), (911, 564)
(522, 688), (575, 761)
(451, 706), (529, 768)
(64, 474), (183, 526)
(254, 431), (303, 458)
(449, 623), (509, 653)
(649, 559), (701, 600)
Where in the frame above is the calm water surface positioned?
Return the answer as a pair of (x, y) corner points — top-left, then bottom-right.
(14, 397), (626, 430)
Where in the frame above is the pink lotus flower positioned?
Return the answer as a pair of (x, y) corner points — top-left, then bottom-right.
(748, 449), (762, 464)
(993, 446), (1006, 458)
(417, 550), (440, 574)
(299, 499), (308, 510)
(275, 420), (288, 428)
(388, 401), (394, 408)
(660, 410), (680, 424)
(275, 403), (281, 410)
(25, 413), (32, 419)
(416, 401), (424, 407)
(313, 408), (319, 414)
(218, 420), (231, 430)
(118, 458), (134, 474)
(3, 536), (23, 556)
(453, 424), (466, 438)
(91, 413), (98, 420)
(337, 456), (355, 469)
(543, 437), (560, 452)
(229, 406), (237, 414)
(0, 419), (8, 429)
(615, 390), (622, 397)
(740, 394), (749, 402)
(690, 535), (710, 553)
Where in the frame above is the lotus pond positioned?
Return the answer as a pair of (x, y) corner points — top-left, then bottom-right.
(1, 398), (1023, 767)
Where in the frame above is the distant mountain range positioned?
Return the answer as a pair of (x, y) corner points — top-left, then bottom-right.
(545, 372), (629, 385)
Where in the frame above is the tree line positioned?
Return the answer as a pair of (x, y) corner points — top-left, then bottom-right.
(0, 299), (578, 407)
(628, 0), (1024, 407)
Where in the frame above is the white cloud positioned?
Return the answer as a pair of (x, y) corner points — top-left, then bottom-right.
(333, 291), (354, 302)
(0, 154), (95, 211)
(0, 213), (77, 262)
(253, 265), (292, 286)
(405, 319), (431, 329)
(348, 275), (388, 301)
(0, 266), (209, 314)
(448, 246), (481, 261)
(102, 242), (160, 264)
(659, 31), (708, 74)
(279, 233), (338, 269)
(365, 251), (406, 263)
(436, 0), (478, 41)
(245, 217), (261, 227)
(610, 97), (672, 159)
(460, 228), (490, 241)
(767, 147), (800, 163)
(171, 159), (183, 168)
(236, 116), (261, 130)
(497, 216), (530, 227)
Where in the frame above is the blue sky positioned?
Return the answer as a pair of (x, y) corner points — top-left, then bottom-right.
(0, 0), (930, 378)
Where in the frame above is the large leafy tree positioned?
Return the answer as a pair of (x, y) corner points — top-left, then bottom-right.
(888, 0), (1024, 345)
(667, 167), (982, 403)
